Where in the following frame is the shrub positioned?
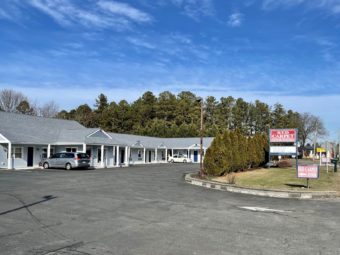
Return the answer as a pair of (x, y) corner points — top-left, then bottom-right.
(226, 173), (237, 184)
(277, 160), (292, 168)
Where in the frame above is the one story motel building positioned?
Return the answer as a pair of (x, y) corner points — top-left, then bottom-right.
(0, 111), (214, 169)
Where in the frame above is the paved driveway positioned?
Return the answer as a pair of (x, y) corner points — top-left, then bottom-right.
(0, 164), (339, 255)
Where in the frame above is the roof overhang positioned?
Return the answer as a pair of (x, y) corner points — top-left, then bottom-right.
(0, 133), (10, 143)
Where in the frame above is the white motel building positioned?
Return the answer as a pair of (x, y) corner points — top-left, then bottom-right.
(0, 111), (214, 169)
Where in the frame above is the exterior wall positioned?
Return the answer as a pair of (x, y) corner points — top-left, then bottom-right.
(0, 144), (50, 168)
(156, 148), (167, 163)
(130, 148), (145, 164)
(90, 145), (115, 167)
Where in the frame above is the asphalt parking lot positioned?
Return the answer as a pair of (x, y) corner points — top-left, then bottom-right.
(0, 164), (339, 255)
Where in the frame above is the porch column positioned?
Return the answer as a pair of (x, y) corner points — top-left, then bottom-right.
(8, 143), (11, 170)
(112, 146), (115, 166)
(172, 149), (174, 156)
(188, 148), (190, 160)
(144, 148), (146, 163)
(165, 149), (167, 162)
(47, 144), (51, 158)
(116, 146), (120, 166)
(125, 146), (128, 165)
(155, 148), (157, 163)
(83, 143), (86, 153)
(101, 145), (104, 167)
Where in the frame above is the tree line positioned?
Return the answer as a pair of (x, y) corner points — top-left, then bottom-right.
(0, 89), (327, 146)
(203, 128), (268, 176)
(0, 89), (59, 118)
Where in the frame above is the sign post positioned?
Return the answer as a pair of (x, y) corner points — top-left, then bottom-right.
(269, 129), (298, 169)
(297, 165), (319, 189)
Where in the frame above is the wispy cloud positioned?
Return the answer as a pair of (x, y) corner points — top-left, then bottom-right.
(262, 0), (340, 14)
(228, 12), (244, 27)
(1, 0), (153, 31)
(98, 1), (153, 23)
(126, 37), (155, 49)
(171, 0), (215, 21)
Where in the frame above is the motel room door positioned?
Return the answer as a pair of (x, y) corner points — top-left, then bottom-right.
(194, 151), (198, 163)
(27, 147), (34, 167)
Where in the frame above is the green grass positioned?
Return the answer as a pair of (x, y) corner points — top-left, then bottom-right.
(212, 167), (340, 193)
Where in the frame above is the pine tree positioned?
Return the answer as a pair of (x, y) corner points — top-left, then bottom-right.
(236, 128), (248, 171)
(221, 130), (232, 173)
(177, 122), (188, 137)
(247, 136), (257, 168)
(203, 133), (226, 176)
(229, 131), (240, 172)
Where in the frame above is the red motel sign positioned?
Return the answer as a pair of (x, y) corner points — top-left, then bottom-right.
(270, 129), (296, 142)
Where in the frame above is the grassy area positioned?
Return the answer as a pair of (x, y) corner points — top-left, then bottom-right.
(212, 167), (340, 194)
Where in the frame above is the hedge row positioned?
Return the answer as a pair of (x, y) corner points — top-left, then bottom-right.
(203, 128), (268, 176)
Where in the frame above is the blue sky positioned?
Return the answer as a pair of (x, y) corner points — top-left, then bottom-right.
(0, 0), (339, 140)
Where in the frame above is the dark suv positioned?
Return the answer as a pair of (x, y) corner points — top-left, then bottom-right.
(43, 152), (90, 170)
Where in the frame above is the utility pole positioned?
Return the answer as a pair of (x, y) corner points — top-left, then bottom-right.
(326, 140), (328, 173)
(313, 123), (318, 161)
(338, 128), (340, 159)
(196, 97), (204, 178)
(200, 98), (204, 178)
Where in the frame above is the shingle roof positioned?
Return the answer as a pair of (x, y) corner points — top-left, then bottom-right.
(0, 112), (215, 148)
(0, 111), (85, 143)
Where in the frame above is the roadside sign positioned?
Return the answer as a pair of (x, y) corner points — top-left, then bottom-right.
(270, 129), (296, 142)
(317, 148), (325, 152)
(322, 158), (330, 163)
(297, 165), (319, 179)
(297, 165), (319, 189)
(268, 129), (298, 170)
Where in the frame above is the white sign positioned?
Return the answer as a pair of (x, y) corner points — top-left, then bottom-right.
(270, 147), (297, 153)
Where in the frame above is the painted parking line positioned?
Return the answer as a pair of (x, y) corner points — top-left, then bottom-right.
(240, 207), (291, 213)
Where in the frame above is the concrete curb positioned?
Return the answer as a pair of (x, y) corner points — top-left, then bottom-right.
(185, 173), (338, 200)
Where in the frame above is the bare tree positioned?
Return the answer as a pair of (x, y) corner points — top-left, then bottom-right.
(0, 89), (28, 113)
(39, 100), (60, 118)
(297, 112), (328, 146)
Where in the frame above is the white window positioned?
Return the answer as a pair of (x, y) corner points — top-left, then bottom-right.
(66, 147), (77, 153)
(138, 150), (142, 158)
(8, 147), (23, 159)
(42, 147), (54, 158)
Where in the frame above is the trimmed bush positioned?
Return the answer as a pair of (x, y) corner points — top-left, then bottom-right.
(277, 160), (292, 168)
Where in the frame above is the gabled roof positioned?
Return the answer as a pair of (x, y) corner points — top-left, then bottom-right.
(0, 111), (85, 143)
(0, 112), (216, 148)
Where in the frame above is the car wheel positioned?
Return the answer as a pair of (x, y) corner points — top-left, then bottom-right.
(183, 159), (187, 163)
(66, 163), (72, 170)
(43, 163), (49, 169)
(171, 159), (174, 163)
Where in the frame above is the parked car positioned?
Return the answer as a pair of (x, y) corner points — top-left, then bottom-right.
(43, 152), (90, 170)
(168, 154), (192, 163)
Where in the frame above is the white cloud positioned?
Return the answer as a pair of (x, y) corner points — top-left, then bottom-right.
(228, 12), (244, 27)
(98, 1), (152, 23)
(126, 37), (155, 49)
(1, 0), (153, 31)
(262, 0), (340, 14)
(171, 0), (215, 21)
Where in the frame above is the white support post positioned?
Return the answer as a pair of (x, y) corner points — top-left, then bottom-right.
(47, 144), (51, 158)
(125, 146), (128, 165)
(83, 143), (86, 153)
(116, 146), (120, 166)
(172, 149), (174, 156)
(101, 145), (104, 167)
(112, 146), (115, 166)
(155, 148), (157, 163)
(8, 143), (11, 170)
(165, 149), (167, 162)
(144, 148), (146, 163)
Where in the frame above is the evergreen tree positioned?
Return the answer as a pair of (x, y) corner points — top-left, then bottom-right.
(177, 122), (188, 137)
(16, 100), (35, 115)
(229, 131), (240, 172)
(236, 128), (248, 170)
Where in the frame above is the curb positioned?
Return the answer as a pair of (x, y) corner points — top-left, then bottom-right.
(185, 173), (338, 200)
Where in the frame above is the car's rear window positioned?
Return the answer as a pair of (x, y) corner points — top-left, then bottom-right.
(77, 153), (89, 158)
